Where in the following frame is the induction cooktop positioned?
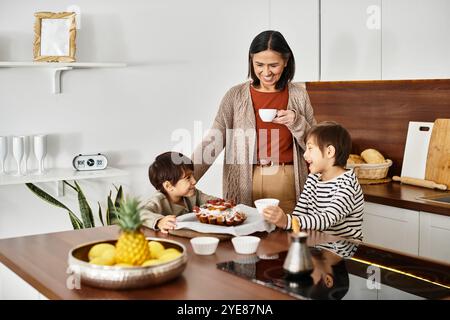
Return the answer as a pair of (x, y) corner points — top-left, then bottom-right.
(217, 241), (450, 300)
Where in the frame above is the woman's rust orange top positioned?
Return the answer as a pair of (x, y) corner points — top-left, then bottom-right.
(250, 85), (293, 164)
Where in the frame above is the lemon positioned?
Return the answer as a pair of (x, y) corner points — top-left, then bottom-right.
(141, 259), (162, 267)
(148, 241), (165, 259)
(162, 248), (181, 256)
(158, 250), (182, 263)
(88, 243), (116, 261)
(90, 255), (115, 266)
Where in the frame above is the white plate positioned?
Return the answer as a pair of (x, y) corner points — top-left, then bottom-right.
(175, 204), (275, 236)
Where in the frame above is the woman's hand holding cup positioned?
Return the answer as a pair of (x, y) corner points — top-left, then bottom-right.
(272, 110), (295, 126)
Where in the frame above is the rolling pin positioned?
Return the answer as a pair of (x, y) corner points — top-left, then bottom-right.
(392, 176), (448, 190)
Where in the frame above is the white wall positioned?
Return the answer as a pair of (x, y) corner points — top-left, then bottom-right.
(0, 0), (319, 238)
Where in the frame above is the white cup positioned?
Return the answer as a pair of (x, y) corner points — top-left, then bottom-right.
(190, 237), (219, 255)
(254, 198), (280, 214)
(231, 236), (261, 255)
(258, 109), (278, 122)
(34, 134), (47, 175)
(0, 136), (7, 174)
(12, 136), (25, 176)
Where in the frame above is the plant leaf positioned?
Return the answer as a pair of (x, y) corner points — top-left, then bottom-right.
(107, 194), (118, 225)
(74, 181), (95, 228)
(63, 180), (77, 192)
(25, 183), (83, 230)
(97, 202), (104, 226)
(114, 185), (123, 210)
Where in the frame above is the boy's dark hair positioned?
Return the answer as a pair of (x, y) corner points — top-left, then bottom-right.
(148, 152), (194, 194)
(309, 259), (350, 300)
(306, 121), (352, 167)
(248, 30), (295, 91)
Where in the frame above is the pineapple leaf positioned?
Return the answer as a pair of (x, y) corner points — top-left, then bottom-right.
(74, 181), (95, 228)
(98, 202), (104, 226)
(25, 183), (84, 230)
(116, 197), (144, 232)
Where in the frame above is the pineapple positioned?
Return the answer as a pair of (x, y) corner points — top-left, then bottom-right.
(115, 197), (151, 265)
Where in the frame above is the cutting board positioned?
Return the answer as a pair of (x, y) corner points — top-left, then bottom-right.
(401, 122), (434, 179)
(425, 119), (450, 187)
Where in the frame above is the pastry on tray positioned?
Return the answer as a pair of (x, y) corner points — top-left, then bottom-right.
(193, 199), (247, 226)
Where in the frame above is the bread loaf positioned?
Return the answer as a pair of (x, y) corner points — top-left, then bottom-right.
(347, 154), (366, 164)
(361, 149), (385, 164)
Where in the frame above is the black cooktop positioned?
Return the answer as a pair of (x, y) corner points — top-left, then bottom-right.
(217, 241), (450, 300)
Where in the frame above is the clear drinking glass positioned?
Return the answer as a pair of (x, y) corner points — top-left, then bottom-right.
(0, 136), (7, 174)
(23, 135), (30, 174)
(12, 136), (25, 176)
(34, 134), (47, 175)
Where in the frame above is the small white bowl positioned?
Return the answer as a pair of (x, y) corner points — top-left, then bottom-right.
(231, 236), (261, 255)
(259, 109), (278, 122)
(254, 198), (280, 214)
(190, 237), (219, 255)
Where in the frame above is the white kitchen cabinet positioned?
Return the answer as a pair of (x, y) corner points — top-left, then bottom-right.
(419, 211), (450, 263)
(362, 202), (419, 255)
(377, 283), (424, 300)
(320, 0), (381, 80)
(344, 274), (378, 299)
(0, 263), (45, 300)
(382, 0), (450, 79)
(270, 0), (320, 81)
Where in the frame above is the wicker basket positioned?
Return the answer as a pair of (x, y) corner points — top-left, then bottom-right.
(346, 159), (393, 179)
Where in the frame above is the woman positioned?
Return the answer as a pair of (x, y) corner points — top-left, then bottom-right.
(193, 30), (316, 214)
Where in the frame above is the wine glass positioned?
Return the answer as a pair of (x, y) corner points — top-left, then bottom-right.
(23, 135), (30, 175)
(0, 136), (7, 174)
(34, 134), (47, 175)
(12, 136), (25, 176)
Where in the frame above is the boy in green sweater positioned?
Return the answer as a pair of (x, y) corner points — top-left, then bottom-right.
(141, 152), (217, 233)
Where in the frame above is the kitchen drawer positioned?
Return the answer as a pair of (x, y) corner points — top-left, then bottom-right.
(362, 202), (419, 255)
(419, 211), (450, 263)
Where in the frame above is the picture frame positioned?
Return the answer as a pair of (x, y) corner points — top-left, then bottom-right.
(33, 12), (77, 62)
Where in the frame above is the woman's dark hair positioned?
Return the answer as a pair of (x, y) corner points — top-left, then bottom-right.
(148, 152), (194, 194)
(248, 30), (295, 90)
(306, 121), (352, 167)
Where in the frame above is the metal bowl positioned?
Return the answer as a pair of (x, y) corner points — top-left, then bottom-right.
(67, 237), (188, 290)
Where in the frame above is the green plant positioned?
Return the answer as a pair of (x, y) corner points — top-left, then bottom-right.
(25, 181), (123, 230)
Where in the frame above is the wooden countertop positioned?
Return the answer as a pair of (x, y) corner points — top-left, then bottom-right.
(0, 226), (340, 300)
(362, 182), (450, 216)
(1, 226), (448, 300)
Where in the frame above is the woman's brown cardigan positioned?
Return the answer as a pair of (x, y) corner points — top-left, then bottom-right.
(193, 81), (316, 206)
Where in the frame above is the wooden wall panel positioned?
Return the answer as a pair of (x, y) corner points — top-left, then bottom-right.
(305, 80), (450, 176)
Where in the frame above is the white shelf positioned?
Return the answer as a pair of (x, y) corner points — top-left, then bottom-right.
(0, 61), (126, 94)
(0, 167), (128, 196)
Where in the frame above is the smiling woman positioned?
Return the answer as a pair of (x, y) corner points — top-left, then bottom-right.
(193, 30), (317, 217)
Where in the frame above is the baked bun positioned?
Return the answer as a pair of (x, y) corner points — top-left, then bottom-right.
(361, 149), (385, 164)
(193, 199), (246, 226)
(347, 154), (366, 164)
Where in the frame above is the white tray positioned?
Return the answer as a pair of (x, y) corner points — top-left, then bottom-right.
(175, 204), (275, 236)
